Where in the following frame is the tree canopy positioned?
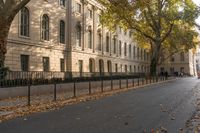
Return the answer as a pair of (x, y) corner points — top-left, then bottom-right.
(98, 0), (200, 75)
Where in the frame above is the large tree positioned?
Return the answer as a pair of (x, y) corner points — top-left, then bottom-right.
(0, 0), (30, 74)
(98, 0), (199, 75)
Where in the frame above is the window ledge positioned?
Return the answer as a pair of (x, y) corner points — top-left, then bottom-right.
(19, 35), (31, 40)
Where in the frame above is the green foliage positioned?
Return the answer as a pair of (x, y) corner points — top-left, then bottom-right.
(98, 0), (199, 75)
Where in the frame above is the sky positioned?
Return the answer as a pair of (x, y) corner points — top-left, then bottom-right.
(193, 0), (200, 25)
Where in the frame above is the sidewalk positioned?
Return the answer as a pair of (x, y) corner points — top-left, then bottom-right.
(0, 77), (175, 122)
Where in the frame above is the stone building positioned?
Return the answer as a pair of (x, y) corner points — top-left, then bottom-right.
(4, 0), (196, 76)
(158, 50), (197, 76)
(5, 0), (150, 74)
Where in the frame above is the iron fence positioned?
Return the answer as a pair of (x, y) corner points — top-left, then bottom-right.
(0, 71), (147, 88)
(0, 71), (170, 106)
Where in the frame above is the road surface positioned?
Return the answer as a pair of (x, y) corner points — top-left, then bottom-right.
(0, 77), (199, 133)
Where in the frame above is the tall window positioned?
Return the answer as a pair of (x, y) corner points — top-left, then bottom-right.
(120, 64), (122, 72)
(129, 31), (132, 38)
(113, 36), (117, 54)
(129, 45), (131, 58)
(89, 58), (95, 73)
(78, 60), (83, 76)
(88, 9), (93, 18)
(144, 50), (146, 61)
(134, 65), (136, 73)
(141, 49), (143, 60)
(43, 57), (50, 72)
(119, 41), (122, 56)
(60, 20), (65, 44)
(88, 29), (92, 49)
(99, 59), (104, 74)
(133, 46), (136, 59)
(21, 55), (29, 71)
(107, 61), (112, 73)
(75, 3), (81, 13)
(76, 24), (81, 46)
(125, 65), (127, 73)
(180, 52), (185, 62)
(60, 58), (65, 72)
(97, 31), (102, 51)
(124, 43), (127, 56)
(41, 14), (49, 40)
(106, 33), (110, 52)
(171, 55), (175, 62)
(147, 52), (149, 61)
(20, 7), (29, 37)
(137, 47), (139, 59)
(60, 0), (65, 7)
(115, 64), (118, 73)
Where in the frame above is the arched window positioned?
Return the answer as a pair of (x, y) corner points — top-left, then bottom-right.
(60, 20), (65, 44)
(41, 14), (49, 40)
(20, 7), (29, 37)
(76, 24), (81, 46)
(99, 59), (104, 75)
(107, 60), (112, 73)
(89, 58), (95, 73)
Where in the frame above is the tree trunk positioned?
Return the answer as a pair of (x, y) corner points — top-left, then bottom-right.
(0, 20), (11, 71)
(150, 57), (157, 76)
(150, 41), (161, 76)
(0, 35), (8, 68)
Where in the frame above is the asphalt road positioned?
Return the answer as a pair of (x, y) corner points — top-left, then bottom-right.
(0, 77), (199, 133)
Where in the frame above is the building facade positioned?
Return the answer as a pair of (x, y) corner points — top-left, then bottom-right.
(5, 0), (150, 74)
(4, 0), (196, 76)
(158, 50), (197, 76)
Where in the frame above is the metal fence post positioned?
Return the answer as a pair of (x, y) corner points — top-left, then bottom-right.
(27, 81), (31, 106)
(119, 78), (122, 89)
(126, 77), (128, 88)
(111, 76), (113, 90)
(54, 82), (57, 101)
(73, 79), (76, 97)
(101, 78), (104, 92)
(89, 80), (91, 95)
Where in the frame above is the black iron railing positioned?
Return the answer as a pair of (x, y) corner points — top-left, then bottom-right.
(0, 71), (170, 106)
(0, 71), (148, 87)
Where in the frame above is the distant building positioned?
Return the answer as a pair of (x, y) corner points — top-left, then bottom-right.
(158, 50), (197, 76)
